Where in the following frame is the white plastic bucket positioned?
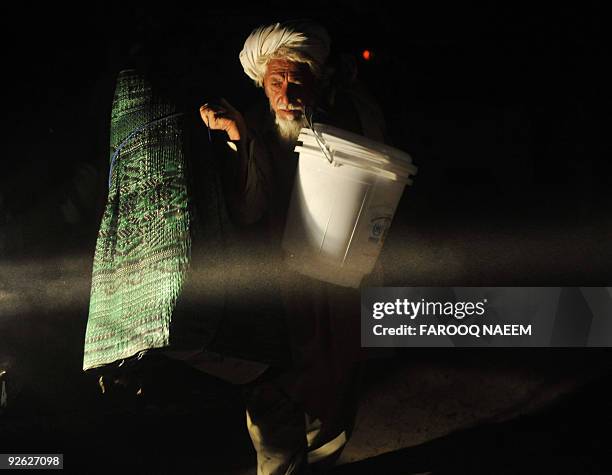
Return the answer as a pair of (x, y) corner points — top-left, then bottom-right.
(282, 123), (417, 288)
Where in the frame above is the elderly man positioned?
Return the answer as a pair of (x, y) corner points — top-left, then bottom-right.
(200, 21), (387, 475)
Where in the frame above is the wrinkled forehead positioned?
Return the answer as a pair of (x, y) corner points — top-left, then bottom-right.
(264, 58), (313, 81)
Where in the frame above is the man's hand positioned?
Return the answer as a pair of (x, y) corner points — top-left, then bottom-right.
(199, 98), (246, 141)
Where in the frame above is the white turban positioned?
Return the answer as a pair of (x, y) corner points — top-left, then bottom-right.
(239, 21), (331, 87)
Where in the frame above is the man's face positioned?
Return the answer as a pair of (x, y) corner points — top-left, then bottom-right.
(263, 58), (315, 121)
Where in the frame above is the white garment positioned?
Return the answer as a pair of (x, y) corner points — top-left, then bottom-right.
(239, 21), (330, 86)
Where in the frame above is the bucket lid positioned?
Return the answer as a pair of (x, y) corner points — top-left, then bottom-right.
(296, 123), (418, 181)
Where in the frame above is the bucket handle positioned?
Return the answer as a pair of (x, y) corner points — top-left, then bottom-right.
(304, 107), (334, 164)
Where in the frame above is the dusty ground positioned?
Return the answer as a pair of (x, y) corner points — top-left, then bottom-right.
(1, 348), (610, 474)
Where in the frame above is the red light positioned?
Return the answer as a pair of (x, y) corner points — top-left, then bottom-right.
(362, 50), (372, 61)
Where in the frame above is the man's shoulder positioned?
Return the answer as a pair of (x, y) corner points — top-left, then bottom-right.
(244, 100), (273, 133)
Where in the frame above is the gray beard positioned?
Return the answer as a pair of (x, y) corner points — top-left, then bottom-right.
(273, 113), (308, 149)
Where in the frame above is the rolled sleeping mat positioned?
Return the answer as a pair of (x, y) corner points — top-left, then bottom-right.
(83, 69), (192, 371)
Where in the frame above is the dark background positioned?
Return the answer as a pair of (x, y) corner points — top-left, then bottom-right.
(1, 3), (611, 474)
(2, 2), (609, 283)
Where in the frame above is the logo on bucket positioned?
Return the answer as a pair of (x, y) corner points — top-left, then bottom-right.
(369, 215), (392, 244)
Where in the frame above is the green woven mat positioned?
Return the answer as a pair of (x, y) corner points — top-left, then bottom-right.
(83, 70), (191, 370)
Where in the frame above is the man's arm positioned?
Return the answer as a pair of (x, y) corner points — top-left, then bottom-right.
(200, 100), (269, 225)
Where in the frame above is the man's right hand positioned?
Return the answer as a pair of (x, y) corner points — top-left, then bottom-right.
(199, 98), (246, 142)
